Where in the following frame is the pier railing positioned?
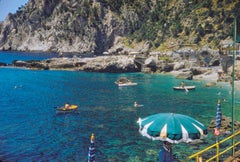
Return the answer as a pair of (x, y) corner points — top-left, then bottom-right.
(183, 130), (240, 162)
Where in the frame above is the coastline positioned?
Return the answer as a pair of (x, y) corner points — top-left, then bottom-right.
(1, 51), (239, 91)
(170, 66), (240, 92)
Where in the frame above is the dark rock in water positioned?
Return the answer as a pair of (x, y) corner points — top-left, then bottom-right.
(13, 60), (48, 70)
(205, 82), (216, 87)
(13, 60), (28, 67)
(28, 60), (49, 70)
(0, 62), (7, 66)
(190, 67), (207, 75)
(176, 71), (193, 80)
(209, 115), (240, 133)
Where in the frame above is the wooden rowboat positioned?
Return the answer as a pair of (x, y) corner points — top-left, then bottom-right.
(173, 86), (196, 90)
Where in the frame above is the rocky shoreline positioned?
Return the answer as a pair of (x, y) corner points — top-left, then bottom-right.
(1, 46), (239, 82)
(0, 54), (222, 80)
(0, 48), (236, 82)
(0, 48), (234, 79)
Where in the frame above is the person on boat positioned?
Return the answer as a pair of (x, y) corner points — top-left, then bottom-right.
(64, 103), (70, 109)
(134, 101), (138, 107)
(158, 141), (174, 162)
(181, 81), (185, 88)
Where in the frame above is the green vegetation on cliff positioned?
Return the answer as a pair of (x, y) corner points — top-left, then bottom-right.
(0, 0), (239, 54)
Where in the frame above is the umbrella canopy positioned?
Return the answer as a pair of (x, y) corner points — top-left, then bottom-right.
(137, 113), (208, 144)
(88, 133), (96, 162)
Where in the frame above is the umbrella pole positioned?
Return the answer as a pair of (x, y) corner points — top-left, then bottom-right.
(215, 136), (219, 162)
(215, 127), (219, 161)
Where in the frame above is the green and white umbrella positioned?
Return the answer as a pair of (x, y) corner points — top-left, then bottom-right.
(137, 113), (208, 144)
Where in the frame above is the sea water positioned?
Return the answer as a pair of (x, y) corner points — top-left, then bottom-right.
(0, 51), (239, 161)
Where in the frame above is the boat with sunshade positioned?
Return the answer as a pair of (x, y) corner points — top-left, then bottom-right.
(115, 77), (137, 87)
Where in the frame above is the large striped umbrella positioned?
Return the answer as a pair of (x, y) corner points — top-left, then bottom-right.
(137, 113), (208, 144)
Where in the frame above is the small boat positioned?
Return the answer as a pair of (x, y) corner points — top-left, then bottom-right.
(115, 77), (137, 87)
(134, 102), (144, 108)
(173, 86), (196, 90)
(116, 82), (138, 87)
(56, 105), (78, 113)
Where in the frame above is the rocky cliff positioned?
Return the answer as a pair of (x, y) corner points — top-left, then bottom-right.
(0, 0), (120, 54)
(0, 0), (240, 55)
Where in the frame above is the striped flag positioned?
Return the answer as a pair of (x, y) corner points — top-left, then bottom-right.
(88, 133), (95, 162)
(214, 100), (222, 136)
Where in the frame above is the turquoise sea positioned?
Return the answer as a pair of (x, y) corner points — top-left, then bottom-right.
(0, 51), (239, 161)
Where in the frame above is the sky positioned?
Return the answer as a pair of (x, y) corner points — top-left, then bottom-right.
(0, 0), (29, 21)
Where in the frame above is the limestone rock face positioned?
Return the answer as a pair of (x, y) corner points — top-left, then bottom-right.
(79, 56), (139, 72)
(144, 56), (157, 66)
(0, 0), (126, 55)
(173, 62), (185, 71)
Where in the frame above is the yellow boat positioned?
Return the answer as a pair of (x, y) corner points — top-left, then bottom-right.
(56, 105), (78, 113)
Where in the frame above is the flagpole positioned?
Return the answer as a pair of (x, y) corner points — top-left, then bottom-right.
(231, 15), (236, 156)
(215, 99), (221, 162)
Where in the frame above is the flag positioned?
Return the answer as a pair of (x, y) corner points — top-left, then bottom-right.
(88, 133), (95, 162)
(214, 100), (222, 136)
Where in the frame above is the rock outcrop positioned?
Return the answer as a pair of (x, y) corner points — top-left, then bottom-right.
(0, 62), (7, 66)
(12, 55), (140, 73)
